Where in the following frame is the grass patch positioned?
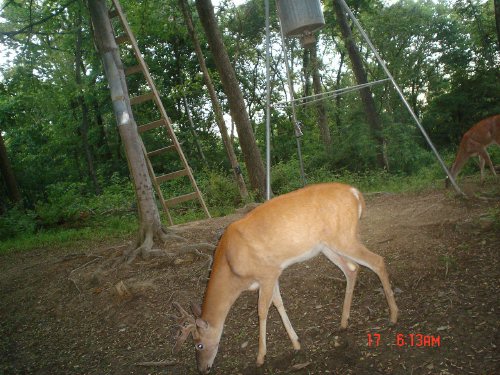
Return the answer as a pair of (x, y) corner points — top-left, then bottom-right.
(0, 215), (138, 255)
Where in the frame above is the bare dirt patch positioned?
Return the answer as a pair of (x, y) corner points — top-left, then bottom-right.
(1, 181), (499, 375)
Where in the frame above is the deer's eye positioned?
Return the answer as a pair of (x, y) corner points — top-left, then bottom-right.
(196, 343), (204, 351)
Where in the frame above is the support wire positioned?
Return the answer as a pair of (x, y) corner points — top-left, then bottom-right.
(337, 0), (464, 196)
(265, 0), (271, 200)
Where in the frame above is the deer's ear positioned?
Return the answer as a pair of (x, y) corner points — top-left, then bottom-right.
(191, 302), (202, 318)
(195, 318), (209, 330)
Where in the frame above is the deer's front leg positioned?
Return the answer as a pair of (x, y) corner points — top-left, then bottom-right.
(256, 280), (276, 366)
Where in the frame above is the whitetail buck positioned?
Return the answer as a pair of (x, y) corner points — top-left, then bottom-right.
(446, 114), (500, 187)
(173, 183), (398, 374)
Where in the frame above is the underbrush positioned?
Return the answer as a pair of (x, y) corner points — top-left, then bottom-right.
(0, 156), (486, 254)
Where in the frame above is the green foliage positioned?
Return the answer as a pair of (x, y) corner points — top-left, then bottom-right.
(270, 157), (443, 196)
(1, 0), (498, 254)
(199, 170), (242, 210)
(35, 182), (89, 227)
(0, 205), (37, 241)
(87, 174), (136, 217)
(271, 159), (305, 195)
(383, 121), (435, 174)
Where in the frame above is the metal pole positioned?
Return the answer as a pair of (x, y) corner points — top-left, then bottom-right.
(265, 0), (272, 200)
(276, 1), (307, 187)
(337, 0), (464, 196)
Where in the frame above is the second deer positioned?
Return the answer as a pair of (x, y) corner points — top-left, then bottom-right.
(446, 114), (500, 187)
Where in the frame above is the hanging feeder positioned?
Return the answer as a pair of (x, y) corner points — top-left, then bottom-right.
(276, 0), (325, 47)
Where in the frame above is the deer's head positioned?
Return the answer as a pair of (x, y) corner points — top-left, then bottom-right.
(172, 302), (220, 374)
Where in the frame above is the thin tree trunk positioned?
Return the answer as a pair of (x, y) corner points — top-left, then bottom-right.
(302, 48), (311, 100)
(179, 0), (248, 199)
(333, 0), (388, 170)
(0, 130), (22, 204)
(75, 4), (101, 195)
(495, 0), (500, 52)
(335, 51), (345, 129)
(195, 0), (265, 197)
(182, 96), (207, 166)
(92, 98), (114, 164)
(88, 0), (174, 262)
(310, 41), (333, 154)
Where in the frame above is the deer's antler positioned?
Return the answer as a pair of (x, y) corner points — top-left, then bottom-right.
(171, 302), (198, 353)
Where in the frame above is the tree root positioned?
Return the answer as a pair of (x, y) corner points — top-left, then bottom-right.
(121, 224), (215, 264)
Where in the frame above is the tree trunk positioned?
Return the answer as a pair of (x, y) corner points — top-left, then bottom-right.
(335, 51), (345, 130)
(179, 0), (248, 200)
(0, 130), (22, 204)
(182, 96), (208, 166)
(495, 0), (500, 52)
(88, 0), (176, 262)
(92, 98), (114, 165)
(75, 4), (101, 195)
(195, 0), (266, 197)
(310, 41), (333, 154)
(333, 0), (388, 170)
(302, 48), (311, 100)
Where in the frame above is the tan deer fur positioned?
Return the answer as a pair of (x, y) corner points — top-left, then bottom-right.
(173, 183), (399, 374)
(446, 114), (500, 187)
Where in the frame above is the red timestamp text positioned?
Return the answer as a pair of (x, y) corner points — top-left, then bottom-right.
(367, 333), (441, 347)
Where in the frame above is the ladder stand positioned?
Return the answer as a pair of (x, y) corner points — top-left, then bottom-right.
(108, 0), (211, 224)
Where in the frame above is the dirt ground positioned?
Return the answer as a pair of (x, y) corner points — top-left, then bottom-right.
(1, 180), (499, 375)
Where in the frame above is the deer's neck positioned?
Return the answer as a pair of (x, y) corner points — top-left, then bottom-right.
(201, 251), (243, 332)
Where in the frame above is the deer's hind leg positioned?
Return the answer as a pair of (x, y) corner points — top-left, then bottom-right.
(338, 243), (398, 324)
(322, 247), (360, 328)
(272, 282), (301, 350)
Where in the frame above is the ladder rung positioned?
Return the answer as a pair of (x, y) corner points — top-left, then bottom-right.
(156, 170), (189, 184)
(164, 192), (198, 208)
(130, 92), (155, 105)
(115, 34), (130, 44)
(138, 119), (165, 133)
(108, 9), (119, 18)
(147, 145), (176, 157)
(125, 65), (143, 76)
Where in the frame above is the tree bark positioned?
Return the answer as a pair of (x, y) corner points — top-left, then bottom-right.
(92, 98), (114, 165)
(179, 0), (248, 200)
(302, 48), (311, 100)
(88, 0), (175, 262)
(333, 0), (388, 170)
(75, 4), (101, 195)
(495, 0), (500, 52)
(195, 0), (266, 197)
(182, 96), (208, 166)
(310, 42), (333, 154)
(0, 130), (22, 204)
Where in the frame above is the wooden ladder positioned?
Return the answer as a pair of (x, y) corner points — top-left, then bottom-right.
(108, 0), (210, 225)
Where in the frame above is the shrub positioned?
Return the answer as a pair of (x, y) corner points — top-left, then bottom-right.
(35, 182), (88, 227)
(0, 205), (37, 241)
(199, 170), (242, 208)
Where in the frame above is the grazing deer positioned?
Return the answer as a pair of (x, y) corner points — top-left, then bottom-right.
(173, 183), (398, 374)
(446, 114), (500, 187)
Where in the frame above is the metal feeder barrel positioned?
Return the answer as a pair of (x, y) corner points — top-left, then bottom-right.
(277, 0), (325, 37)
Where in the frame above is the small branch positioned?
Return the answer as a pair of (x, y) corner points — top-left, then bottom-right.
(134, 360), (176, 367)
(70, 257), (102, 274)
(0, 0), (77, 38)
(69, 278), (81, 294)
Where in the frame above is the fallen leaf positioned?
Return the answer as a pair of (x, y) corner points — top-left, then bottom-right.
(291, 362), (311, 371)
